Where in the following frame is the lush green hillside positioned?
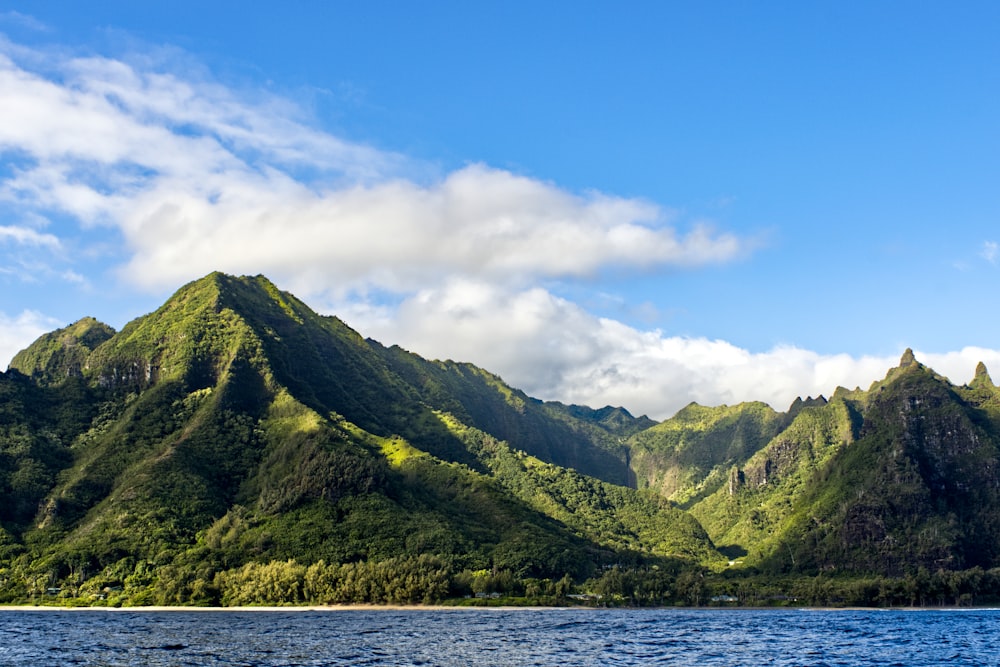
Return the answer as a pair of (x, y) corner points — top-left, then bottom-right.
(8, 273), (1000, 607)
(684, 352), (1000, 577)
(370, 341), (647, 486)
(626, 401), (785, 506)
(0, 272), (716, 606)
(768, 357), (1000, 574)
(9, 317), (115, 386)
(689, 395), (861, 563)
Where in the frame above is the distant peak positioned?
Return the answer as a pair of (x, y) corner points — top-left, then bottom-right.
(899, 348), (918, 367)
(787, 395), (828, 417)
(8, 315), (115, 381)
(972, 361), (994, 389)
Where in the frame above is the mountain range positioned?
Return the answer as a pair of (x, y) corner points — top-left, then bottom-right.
(4, 272), (1000, 606)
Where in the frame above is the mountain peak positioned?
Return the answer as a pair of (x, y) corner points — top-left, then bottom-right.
(9, 316), (115, 381)
(140, 272), (306, 334)
(899, 348), (918, 367)
(786, 395), (828, 419)
(971, 361), (994, 389)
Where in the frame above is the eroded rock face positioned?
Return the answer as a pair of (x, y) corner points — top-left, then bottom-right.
(868, 365), (998, 502)
(741, 438), (802, 490)
(96, 358), (155, 389)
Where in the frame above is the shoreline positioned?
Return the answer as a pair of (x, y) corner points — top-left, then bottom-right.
(0, 604), (453, 612)
(0, 604), (580, 612)
(2, 604), (996, 612)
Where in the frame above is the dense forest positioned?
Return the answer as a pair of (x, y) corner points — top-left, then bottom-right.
(5, 273), (1000, 607)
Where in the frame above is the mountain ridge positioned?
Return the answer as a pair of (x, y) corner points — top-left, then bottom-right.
(1, 273), (712, 606)
(6, 273), (1000, 606)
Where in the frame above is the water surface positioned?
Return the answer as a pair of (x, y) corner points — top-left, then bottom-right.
(2, 607), (997, 666)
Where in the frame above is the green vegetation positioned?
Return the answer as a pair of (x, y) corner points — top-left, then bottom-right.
(6, 275), (1000, 607)
(690, 397), (860, 563)
(627, 401), (784, 505)
(0, 273), (703, 607)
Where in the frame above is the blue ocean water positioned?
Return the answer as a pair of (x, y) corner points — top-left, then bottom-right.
(1, 607), (997, 666)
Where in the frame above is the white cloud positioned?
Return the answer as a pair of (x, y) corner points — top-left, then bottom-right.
(113, 164), (746, 296)
(0, 224), (59, 247)
(370, 282), (1000, 420)
(0, 310), (61, 370)
(920, 348), (1000, 386)
(0, 11), (49, 32)
(982, 241), (998, 264)
(0, 42), (749, 299)
(346, 280), (923, 419)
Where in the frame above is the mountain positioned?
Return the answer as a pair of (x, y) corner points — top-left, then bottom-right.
(653, 351), (1000, 577)
(9, 317), (114, 385)
(7, 272), (1000, 607)
(626, 400), (785, 507)
(0, 272), (715, 606)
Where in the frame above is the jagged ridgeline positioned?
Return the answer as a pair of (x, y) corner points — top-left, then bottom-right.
(628, 350), (1000, 580)
(7, 272), (1000, 607)
(0, 272), (714, 606)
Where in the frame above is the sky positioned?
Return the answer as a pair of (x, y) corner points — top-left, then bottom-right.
(1, 2), (1000, 419)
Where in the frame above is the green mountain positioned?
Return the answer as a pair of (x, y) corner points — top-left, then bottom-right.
(675, 351), (1000, 578)
(626, 400), (785, 506)
(8, 272), (1000, 607)
(0, 272), (715, 606)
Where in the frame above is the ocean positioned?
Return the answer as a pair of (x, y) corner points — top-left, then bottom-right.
(1, 607), (997, 666)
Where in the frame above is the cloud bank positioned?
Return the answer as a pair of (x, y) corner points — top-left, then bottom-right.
(348, 282), (1000, 418)
(1, 35), (995, 419)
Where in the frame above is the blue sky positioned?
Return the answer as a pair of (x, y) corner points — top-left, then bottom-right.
(1, 2), (999, 418)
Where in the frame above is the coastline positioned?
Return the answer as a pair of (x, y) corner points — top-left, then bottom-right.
(0, 604), (582, 612)
(0, 604), (448, 612)
(2, 603), (994, 612)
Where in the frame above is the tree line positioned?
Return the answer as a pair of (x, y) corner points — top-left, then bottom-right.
(8, 554), (1000, 608)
